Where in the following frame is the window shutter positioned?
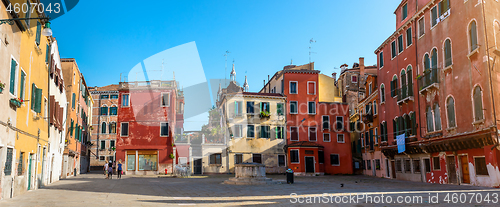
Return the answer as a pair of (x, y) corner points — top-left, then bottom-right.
(35, 21), (41, 45)
(49, 96), (55, 124)
(10, 59), (17, 94)
(411, 113), (417, 135)
(72, 93), (76, 109)
(31, 84), (36, 110)
(45, 44), (50, 63)
(59, 105), (64, 131)
(234, 101), (237, 115)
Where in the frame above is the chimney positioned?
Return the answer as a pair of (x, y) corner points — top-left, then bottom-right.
(359, 57), (365, 78)
(332, 72), (337, 80)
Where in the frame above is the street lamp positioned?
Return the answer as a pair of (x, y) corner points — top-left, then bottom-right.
(0, 17), (52, 36)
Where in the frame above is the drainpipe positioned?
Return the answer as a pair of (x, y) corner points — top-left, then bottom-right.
(481, 0), (500, 146)
(414, 1), (424, 141)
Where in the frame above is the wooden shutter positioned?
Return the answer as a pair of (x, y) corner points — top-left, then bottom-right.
(10, 59), (17, 94)
(49, 96), (55, 125)
(34, 87), (42, 113)
(31, 84), (36, 110)
(35, 21), (41, 45)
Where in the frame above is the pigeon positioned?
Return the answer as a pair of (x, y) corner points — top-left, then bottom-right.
(340, 183), (344, 187)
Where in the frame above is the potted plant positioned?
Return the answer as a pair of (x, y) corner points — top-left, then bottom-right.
(169, 153), (175, 159)
(259, 111), (270, 118)
(0, 81), (5, 93)
(9, 97), (23, 108)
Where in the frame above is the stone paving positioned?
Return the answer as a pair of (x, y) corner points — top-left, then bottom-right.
(1, 172), (499, 206)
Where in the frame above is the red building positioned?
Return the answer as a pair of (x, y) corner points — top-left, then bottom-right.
(260, 63), (352, 175)
(375, 0), (500, 187)
(116, 80), (184, 175)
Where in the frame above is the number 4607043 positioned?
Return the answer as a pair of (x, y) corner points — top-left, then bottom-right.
(6, 3), (61, 14)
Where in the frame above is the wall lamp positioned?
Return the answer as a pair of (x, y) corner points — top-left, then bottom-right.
(0, 17), (52, 36)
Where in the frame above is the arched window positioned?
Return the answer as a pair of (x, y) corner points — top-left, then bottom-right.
(380, 84), (386, 103)
(373, 100), (377, 115)
(469, 20), (478, 52)
(410, 112), (416, 136)
(393, 118), (398, 137)
(424, 54), (430, 70)
(431, 48), (438, 69)
(401, 69), (407, 88)
(403, 114), (410, 136)
(100, 105), (108, 115)
(101, 122), (107, 134)
(426, 106), (434, 132)
(473, 86), (484, 121)
(433, 103), (442, 131)
(407, 66), (413, 95)
(444, 39), (452, 67)
(446, 97), (456, 128)
(109, 122), (117, 134)
(391, 75), (398, 97)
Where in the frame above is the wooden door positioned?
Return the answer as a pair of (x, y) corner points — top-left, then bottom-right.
(391, 160), (396, 178)
(460, 156), (470, 184)
(305, 157), (315, 173)
(446, 156), (457, 184)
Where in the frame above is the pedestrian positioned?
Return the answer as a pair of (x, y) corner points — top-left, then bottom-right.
(104, 162), (109, 179)
(113, 161), (116, 175)
(117, 160), (123, 179)
(108, 161), (113, 179)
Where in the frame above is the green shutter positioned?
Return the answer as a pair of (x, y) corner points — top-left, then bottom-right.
(70, 120), (74, 136)
(34, 87), (42, 113)
(260, 102), (263, 112)
(35, 21), (41, 45)
(31, 84), (36, 110)
(9, 59), (17, 94)
(72, 93), (76, 109)
(45, 44), (50, 63)
(234, 101), (237, 115)
(20, 72), (25, 100)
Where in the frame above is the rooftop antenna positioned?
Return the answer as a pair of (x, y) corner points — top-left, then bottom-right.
(291, 59), (293, 65)
(224, 50), (230, 86)
(309, 38), (316, 63)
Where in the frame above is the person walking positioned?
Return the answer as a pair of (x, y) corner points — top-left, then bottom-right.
(117, 160), (123, 179)
(108, 162), (113, 179)
(104, 162), (109, 179)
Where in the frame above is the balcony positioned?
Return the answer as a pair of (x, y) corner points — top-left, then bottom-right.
(396, 83), (414, 104)
(361, 111), (373, 123)
(418, 69), (440, 94)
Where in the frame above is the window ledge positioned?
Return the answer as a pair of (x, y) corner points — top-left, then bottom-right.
(446, 126), (457, 131)
(472, 119), (485, 125)
(467, 47), (480, 59)
(443, 64), (453, 72)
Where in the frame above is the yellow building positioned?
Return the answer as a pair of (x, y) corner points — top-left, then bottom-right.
(13, 1), (51, 195)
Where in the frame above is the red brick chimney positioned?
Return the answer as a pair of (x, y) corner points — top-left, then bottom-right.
(359, 57), (365, 78)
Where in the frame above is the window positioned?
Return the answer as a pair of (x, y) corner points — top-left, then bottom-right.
(17, 152), (24, 175)
(70, 119), (74, 136)
(290, 150), (299, 163)
(330, 154), (340, 166)
(444, 39), (452, 67)
(247, 125), (255, 138)
(375, 159), (381, 170)
(234, 125), (242, 138)
(431, 6), (438, 27)
(290, 101), (298, 114)
(433, 103), (442, 131)
(431, 48), (438, 69)
(396, 159), (402, 172)
(318, 151), (324, 164)
(35, 21), (41, 45)
(418, 17), (425, 37)
(413, 159), (421, 173)
(426, 106), (434, 132)
(4, 148), (13, 175)
(322, 116), (330, 130)
(100, 95), (109, 99)
(127, 155), (135, 171)
(336, 116), (344, 131)
(72, 93), (76, 109)
(337, 134), (345, 143)
(99, 156), (105, 161)
(121, 123), (129, 136)
(100, 140), (106, 150)
(473, 86), (484, 121)
(435, 156), (444, 170)
(469, 21), (478, 52)
(100, 106), (108, 115)
(122, 94), (130, 107)
(235, 154), (243, 164)
(398, 35), (404, 53)
(380, 84), (385, 103)
(390, 76), (398, 97)
(101, 122), (107, 134)
(352, 75), (358, 83)
(210, 153), (222, 165)
(424, 54), (431, 70)
(374, 128), (378, 144)
(446, 97), (456, 128)
(260, 125), (270, 138)
(474, 157), (488, 175)
(424, 158), (431, 173)
(406, 27), (412, 47)
(308, 102), (316, 114)
(161, 93), (170, 107)
(367, 160), (372, 170)
(379, 52), (384, 68)
(277, 103), (284, 115)
(20, 70), (26, 100)
(391, 41), (397, 58)
(290, 127), (299, 141)
(402, 3), (408, 21)
(323, 133), (330, 142)
(109, 122), (117, 134)
(110, 106), (118, 115)
(307, 81), (316, 94)
(260, 102), (270, 113)
(368, 83), (372, 95)
(308, 127), (317, 141)
(246, 101), (255, 114)
(289, 81), (297, 94)
(276, 126), (284, 139)
(252, 154), (262, 164)
(108, 156), (114, 163)
(110, 94), (119, 99)
(373, 101), (377, 115)
(160, 123), (169, 136)
(233, 101), (243, 116)
(439, 0), (450, 16)
(404, 159), (411, 172)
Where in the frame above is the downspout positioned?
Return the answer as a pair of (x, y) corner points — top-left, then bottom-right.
(415, 0), (424, 140)
(96, 95), (101, 161)
(481, 0), (499, 146)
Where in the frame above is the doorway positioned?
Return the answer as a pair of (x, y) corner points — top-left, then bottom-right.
(391, 160), (396, 179)
(28, 154), (33, 190)
(193, 158), (202, 175)
(372, 160), (376, 176)
(446, 156), (457, 184)
(305, 157), (315, 173)
(459, 155), (470, 184)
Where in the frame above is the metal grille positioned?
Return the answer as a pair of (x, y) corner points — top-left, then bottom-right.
(17, 153), (24, 176)
(4, 148), (13, 175)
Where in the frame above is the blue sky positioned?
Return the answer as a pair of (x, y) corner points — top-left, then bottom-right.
(51, 0), (401, 130)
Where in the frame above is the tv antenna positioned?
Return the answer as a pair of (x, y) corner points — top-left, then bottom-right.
(309, 38), (316, 63)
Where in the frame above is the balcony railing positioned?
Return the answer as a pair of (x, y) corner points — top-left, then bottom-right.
(396, 83), (414, 104)
(418, 68), (440, 94)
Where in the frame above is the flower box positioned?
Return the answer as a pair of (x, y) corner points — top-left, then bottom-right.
(259, 111), (270, 119)
(10, 98), (22, 108)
